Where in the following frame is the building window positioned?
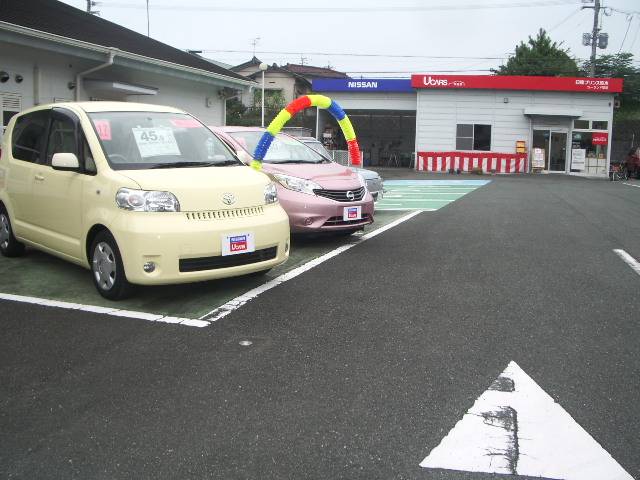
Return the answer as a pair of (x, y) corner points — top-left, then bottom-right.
(456, 123), (491, 151)
(573, 120), (608, 130)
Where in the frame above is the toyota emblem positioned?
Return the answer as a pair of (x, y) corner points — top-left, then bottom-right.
(346, 190), (355, 201)
(222, 193), (236, 205)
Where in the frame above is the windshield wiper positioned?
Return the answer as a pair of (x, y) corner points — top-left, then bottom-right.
(273, 160), (311, 164)
(211, 160), (241, 166)
(151, 161), (216, 169)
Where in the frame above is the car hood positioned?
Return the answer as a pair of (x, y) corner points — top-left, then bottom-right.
(262, 162), (362, 190)
(118, 166), (271, 211)
(349, 167), (381, 181)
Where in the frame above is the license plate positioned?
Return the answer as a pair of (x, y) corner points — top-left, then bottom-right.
(343, 206), (362, 221)
(222, 232), (255, 256)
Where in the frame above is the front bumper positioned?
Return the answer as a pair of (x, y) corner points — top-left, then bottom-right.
(111, 204), (290, 285)
(277, 187), (375, 233)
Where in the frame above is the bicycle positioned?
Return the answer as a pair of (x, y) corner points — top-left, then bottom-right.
(609, 162), (629, 181)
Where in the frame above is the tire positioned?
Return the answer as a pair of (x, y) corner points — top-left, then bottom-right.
(89, 230), (134, 300)
(0, 208), (26, 257)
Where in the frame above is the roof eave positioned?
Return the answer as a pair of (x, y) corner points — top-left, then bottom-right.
(0, 21), (256, 88)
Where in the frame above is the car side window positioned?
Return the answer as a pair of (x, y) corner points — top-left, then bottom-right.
(45, 114), (78, 166)
(83, 139), (97, 174)
(11, 110), (50, 163)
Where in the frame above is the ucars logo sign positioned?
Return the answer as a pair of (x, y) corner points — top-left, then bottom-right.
(411, 75), (623, 93)
(347, 207), (358, 219)
(229, 235), (248, 253)
(423, 76), (449, 87)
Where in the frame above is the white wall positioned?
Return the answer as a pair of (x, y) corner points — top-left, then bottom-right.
(0, 41), (234, 139)
(415, 89), (614, 156)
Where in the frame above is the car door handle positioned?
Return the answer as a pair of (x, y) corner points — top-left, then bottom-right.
(34, 174), (45, 181)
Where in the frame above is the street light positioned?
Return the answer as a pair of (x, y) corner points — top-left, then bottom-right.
(259, 62), (268, 127)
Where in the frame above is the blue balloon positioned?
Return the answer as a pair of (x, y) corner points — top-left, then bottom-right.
(327, 100), (346, 121)
(254, 131), (275, 160)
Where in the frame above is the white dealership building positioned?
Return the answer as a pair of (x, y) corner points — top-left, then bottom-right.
(313, 74), (622, 176)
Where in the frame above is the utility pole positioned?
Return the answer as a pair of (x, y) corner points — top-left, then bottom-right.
(590, 0), (600, 77)
(146, 0), (150, 37)
(582, 0), (608, 76)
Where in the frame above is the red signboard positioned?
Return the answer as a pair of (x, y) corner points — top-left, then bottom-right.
(411, 75), (623, 93)
(592, 132), (609, 145)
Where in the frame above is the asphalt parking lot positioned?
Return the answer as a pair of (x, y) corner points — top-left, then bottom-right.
(1, 172), (639, 479)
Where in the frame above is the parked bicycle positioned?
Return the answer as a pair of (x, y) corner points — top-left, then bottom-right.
(609, 162), (629, 181)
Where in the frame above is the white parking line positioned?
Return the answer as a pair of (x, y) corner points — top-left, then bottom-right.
(199, 210), (423, 322)
(0, 212), (423, 329)
(0, 292), (209, 328)
(613, 249), (640, 276)
(622, 182), (640, 188)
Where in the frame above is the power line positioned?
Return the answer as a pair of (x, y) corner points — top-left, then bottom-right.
(618, 14), (634, 53)
(202, 49), (508, 60)
(102, 0), (577, 13)
(548, 8), (582, 33)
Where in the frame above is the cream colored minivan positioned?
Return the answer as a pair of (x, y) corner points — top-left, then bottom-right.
(0, 102), (290, 300)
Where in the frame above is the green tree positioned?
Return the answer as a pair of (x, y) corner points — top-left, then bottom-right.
(225, 98), (247, 125)
(580, 53), (640, 118)
(493, 29), (579, 77)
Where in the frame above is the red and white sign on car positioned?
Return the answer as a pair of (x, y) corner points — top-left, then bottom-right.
(410, 75), (624, 93)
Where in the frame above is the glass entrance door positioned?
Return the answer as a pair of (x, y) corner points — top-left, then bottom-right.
(549, 132), (567, 172)
(532, 129), (568, 172)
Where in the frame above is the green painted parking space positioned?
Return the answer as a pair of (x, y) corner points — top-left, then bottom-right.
(0, 181), (488, 320)
(0, 210), (408, 319)
(376, 179), (490, 211)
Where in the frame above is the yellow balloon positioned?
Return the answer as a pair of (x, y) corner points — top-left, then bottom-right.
(250, 160), (263, 171)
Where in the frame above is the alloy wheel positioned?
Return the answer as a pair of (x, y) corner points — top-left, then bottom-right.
(0, 214), (10, 250)
(92, 241), (117, 291)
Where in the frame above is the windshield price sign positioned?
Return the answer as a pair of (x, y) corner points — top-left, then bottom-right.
(132, 127), (181, 158)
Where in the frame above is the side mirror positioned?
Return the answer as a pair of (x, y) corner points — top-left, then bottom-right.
(51, 152), (80, 171)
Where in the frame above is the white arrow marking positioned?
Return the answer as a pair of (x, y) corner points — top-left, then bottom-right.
(420, 361), (633, 479)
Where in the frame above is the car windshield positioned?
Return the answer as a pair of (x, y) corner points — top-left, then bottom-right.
(302, 140), (332, 160)
(88, 112), (241, 170)
(227, 131), (328, 164)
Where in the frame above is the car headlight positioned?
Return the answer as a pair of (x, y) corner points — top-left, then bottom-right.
(115, 188), (180, 212)
(272, 173), (322, 195)
(264, 182), (278, 204)
(357, 173), (368, 192)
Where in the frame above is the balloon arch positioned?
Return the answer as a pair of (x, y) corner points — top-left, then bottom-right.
(251, 94), (361, 169)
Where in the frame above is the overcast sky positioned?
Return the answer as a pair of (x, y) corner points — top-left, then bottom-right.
(60, 0), (640, 77)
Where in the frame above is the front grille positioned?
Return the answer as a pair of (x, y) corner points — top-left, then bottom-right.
(185, 206), (264, 221)
(323, 214), (372, 227)
(179, 247), (278, 272)
(313, 187), (366, 202)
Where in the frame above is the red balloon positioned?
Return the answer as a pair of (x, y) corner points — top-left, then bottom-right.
(347, 139), (362, 166)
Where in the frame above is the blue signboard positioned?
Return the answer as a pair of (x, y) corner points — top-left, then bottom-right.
(312, 78), (413, 93)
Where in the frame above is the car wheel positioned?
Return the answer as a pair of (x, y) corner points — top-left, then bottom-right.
(90, 231), (133, 300)
(0, 209), (25, 257)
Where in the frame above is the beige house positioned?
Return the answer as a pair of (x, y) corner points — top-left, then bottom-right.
(231, 57), (349, 108)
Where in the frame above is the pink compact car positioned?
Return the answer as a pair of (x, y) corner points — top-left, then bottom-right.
(211, 127), (374, 234)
